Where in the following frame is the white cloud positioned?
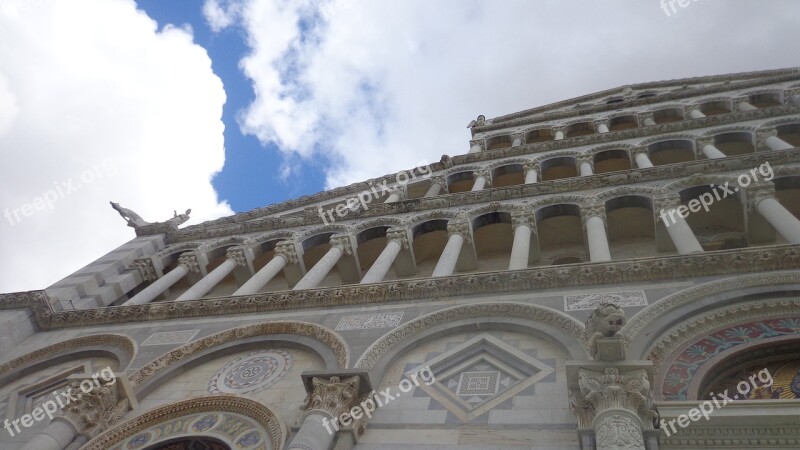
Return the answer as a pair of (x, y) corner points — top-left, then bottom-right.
(0, 0), (232, 292)
(205, 0), (800, 189)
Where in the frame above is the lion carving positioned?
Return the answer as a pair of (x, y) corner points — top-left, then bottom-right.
(585, 303), (626, 359)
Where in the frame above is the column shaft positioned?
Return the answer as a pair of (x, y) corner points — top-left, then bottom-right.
(384, 193), (400, 203)
(512, 138), (523, 147)
(424, 182), (442, 197)
(524, 169), (538, 184)
(508, 224), (532, 270)
(702, 144), (727, 159)
(586, 216), (611, 262)
(19, 420), (76, 450)
(579, 161), (593, 176)
(661, 208), (704, 254)
(233, 254), (288, 295)
(689, 109), (706, 119)
(766, 135), (794, 151)
(469, 145), (482, 154)
(293, 246), (344, 290)
(123, 264), (189, 306)
(597, 123), (610, 133)
(643, 117), (656, 126)
(471, 176), (487, 191)
(757, 197), (800, 244)
(176, 259), (236, 301)
(634, 152), (654, 169)
(738, 100), (758, 111)
(360, 239), (402, 284)
(287, 413), (336, 450)
(432, 234), (464, 277)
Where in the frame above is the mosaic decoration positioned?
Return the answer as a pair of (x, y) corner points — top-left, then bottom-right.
(237, 430), (262, 448)
(208, 350), (293, 395)
(565, 290), (647, 311)
(192, 414), (219, 432)
(704, 360), (800, 400)
(126, 432), (152, 449)
(411, 334), (555, 422)
(141, 330), (200, 346)
(662, 317), (800, 400)
(335, 312), (403, 331)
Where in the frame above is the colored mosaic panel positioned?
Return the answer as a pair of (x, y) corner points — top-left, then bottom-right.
(118, 412), (266, 450)
(335, 312), (403, 331)
(141, 330), (200, 346)
(564, 290), (647, 311)
(208, 350), (293, 395)
(662, 317), (800, 400)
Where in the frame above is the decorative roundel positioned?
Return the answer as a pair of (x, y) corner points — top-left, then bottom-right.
(236, 430), (262, 447)
(208, 350), (293, 395)
(126, 431), (152, 449)
(191, 414), (219, 432)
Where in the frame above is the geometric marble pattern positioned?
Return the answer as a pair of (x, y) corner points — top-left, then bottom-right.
(141, 329), (200, 346)
(564, 290), (647, 311)
(335, 312), (404, 331)
(408, 334), (554, 422)
(208, 350), (292, 395)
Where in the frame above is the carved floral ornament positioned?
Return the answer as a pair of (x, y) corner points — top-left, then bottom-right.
(81, 396), (286, 450)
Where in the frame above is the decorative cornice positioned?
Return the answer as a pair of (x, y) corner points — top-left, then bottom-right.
(156, 149), (800, 244)
(0, 334), (136, 377)
(3, 245), (798, 330)
(474, 70), (800, 132)
(660, 425), (800, 446)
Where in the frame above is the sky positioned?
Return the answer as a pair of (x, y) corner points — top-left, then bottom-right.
(1, 0), (799, 293)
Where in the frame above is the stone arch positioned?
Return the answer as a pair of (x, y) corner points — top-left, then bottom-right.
(595, 185), (659, 202)
(759, 116), (800, 129)
(465, 201), (521, 220)
(700, 125), (758, 136)
(531, 148), (581, 165)
(487, 157), (533, 171)
(354, 302), (586, 383)
(643, 102), (686, 113)
(249, 230), (298, 247)
(0, 333), (136, 388)
(82, 396), (287, 450)
(444, 164), (484, 177)
(636, 132), (701, 147)
(407, 209), (463, 226)
(129, 321), (348, 397)
(295, 224), (351, 242)
(202, 236), (255, 252)
(659, 173), (740, 194)
(353, 217), (405, 232)
(154, 242), (204, 259)
(584, 142), (637, 158)
(530, 194), (587, 209)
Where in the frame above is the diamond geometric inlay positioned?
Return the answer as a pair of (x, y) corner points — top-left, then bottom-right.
(408, 334), (554, 422)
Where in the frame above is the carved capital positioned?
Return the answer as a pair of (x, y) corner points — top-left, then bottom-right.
(274, 241), (299, 264)
(756, 127), (779, 149)
(639, 112), (654, 123)
(576, 367), (655, 428)
(734, 96), (753, 109)
(130, 258), (157, 282)
(747, 182), (777, 212)
(447, 220), (472, 244)
(385, 228), (410, 250)
(305, 375), (364, 427)
(469, 139), (486, 152)
(226, 247), (251, 267)
(473, 170), (492, 187)
(58, 374), (135, 438)
(177, 252), (202, 274)
(581, 204), (607, 227)
(510, 132), (525, 146)
(522, 162), (539, 174)
(330, 235), (354, 256)
(511, 211), (536, 230)
(654, 196), (681, 213)
(389, 188), (406, 201)
(695, 136), (714, 153)
(577, 155), (594, 166)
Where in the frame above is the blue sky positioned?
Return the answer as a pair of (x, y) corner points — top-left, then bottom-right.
(1, 0), (799, 292)
(136, 0), (327, 212)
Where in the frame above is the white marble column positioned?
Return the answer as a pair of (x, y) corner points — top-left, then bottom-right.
(524, 163), (539, 184)
(511, 134), (524, 147)
(659, 202), (704, 254)
(554, 129), (565, 140)
(737, 99), (758, 111)
(751, 188), (800, 244)
(508, 212), (534, 270)
(578, 157), (594, 176)
(19, 420), (76, 450)
(424, 177), (445, 197)
(689, 109), (706, 119)
(766, 135), (794, 151)
(233, 253), (289, 295)
(582, 206), (611, 262)
(642, 114), (656, 127)
(471, 170), (491, 191)
(633, 150), (654, 169)
(701, 143), (727, 159)
(384, 189), (404, 203)
(432, 221), (470, 277)
(123, 254), (198, 306)
(176, 247), (249, 301)
(293, 235), (352, 290)
(469, 140), (483, 154)
(360, 229), (408, 284)
(596, 122), (610, 134)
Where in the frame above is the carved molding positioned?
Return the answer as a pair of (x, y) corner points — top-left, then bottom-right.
(355, 302), (585, 369)
(81, 396), (286, 450)
(3, 246), (800, 330)
(660, 425), (800, 446)
(128, 321), (348, 388)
